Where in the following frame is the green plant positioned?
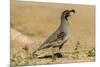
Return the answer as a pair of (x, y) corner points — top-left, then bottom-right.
(87, 48), (95, 57)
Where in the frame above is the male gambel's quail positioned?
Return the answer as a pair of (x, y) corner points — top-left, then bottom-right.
(32, 10), (75, 58)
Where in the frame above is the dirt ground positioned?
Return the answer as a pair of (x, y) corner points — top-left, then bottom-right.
(10, 0), (95, 66)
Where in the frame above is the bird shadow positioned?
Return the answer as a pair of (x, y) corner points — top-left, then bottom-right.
(37, 53), (63, 59)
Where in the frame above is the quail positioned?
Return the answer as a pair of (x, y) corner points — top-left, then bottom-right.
(32, 9), (75, 58)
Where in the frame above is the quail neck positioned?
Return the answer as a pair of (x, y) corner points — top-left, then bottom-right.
(60, 16), (69, 35)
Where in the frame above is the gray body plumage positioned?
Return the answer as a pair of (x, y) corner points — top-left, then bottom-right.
(32, 10), (75, 56)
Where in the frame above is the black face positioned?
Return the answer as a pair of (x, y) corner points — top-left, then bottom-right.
(63, 10), (75, 20)
(64, 13), (71, 20)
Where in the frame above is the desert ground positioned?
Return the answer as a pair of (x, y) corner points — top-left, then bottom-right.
(11, 0), (95, 66)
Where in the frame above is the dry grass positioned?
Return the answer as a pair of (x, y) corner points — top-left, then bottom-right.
(10, 40), (95, 66)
